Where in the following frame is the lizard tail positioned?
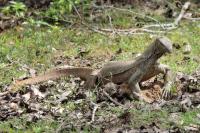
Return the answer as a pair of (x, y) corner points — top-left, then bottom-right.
(8, 66), (94, 91)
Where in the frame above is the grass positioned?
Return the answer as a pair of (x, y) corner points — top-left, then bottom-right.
(0, 117), (58, 133)
(0, 107), (199, 132)
(0, 8), (200, 132)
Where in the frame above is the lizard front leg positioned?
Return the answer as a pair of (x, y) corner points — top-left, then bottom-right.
(155, 63), (173, 99)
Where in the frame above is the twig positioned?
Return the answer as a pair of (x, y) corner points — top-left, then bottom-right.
(89, 5), (171, 35)
(89, 102), (99, 123)
(100, 28), (165, 34)
(93, 5), (162, 26)
(144, 2), (191, 30)
(107, 15), (117, 35)
(102, 90), (124, 107)
(86, 2), (191, 36)
(81, 22), (108, 36)
(72, 2), (82, 21)
(174, 2), (190, 25)
(104, 6), (117, 35)
(81, 7), (107, 35)
(143, 23), (175, 29)
(183, 17), (200, 21)
(143, 23), (176, 31)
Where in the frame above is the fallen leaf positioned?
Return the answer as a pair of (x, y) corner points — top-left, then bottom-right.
(22, 92), (31, 102)
(31, 85), (47, 98)
(9, 103), (18, 110)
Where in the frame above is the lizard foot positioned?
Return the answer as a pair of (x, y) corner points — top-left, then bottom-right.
(132, 92), (145, 101)
(162, 83), (172, 100)
(132, 92), (155, 103)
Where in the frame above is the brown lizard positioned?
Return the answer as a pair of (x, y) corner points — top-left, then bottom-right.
(8, 37), (173, 100)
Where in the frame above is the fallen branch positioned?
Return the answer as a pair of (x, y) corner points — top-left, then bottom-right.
(143, 23), (176, 30)
(89, 102), (99, 123)
(102, 90), (124, 107)
(183, 17), (200, 21)
(174, 2), (190, 25)
(99, 28), (165, 35)
(92, 5), (162, 26)
(81, 22), (108, 36)
(144, 2), (191, 30)
(87, 2), (190, 36)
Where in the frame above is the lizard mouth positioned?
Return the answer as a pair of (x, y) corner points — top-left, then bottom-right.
(157, 37), (173, 53)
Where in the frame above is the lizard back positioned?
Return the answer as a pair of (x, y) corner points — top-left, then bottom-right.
(98, 60), (136, 78)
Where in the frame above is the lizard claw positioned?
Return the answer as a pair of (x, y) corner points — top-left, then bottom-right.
(161, 84), (172, 100)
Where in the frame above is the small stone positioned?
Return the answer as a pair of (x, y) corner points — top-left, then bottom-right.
(183, 43), (191, 54)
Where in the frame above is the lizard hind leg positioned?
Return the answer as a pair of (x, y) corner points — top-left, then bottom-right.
(130, 83), (145, 101)
(84, 75), (98, 89)
(127, 69), (145, 101)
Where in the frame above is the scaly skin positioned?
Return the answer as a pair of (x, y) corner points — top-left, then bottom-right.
(8, 37), (173, 100)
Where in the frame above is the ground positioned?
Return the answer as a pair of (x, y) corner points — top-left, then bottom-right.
(0, 7), (200, 132)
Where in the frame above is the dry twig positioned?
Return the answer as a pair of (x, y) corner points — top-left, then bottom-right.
(102, 90), (124, 107)
(183, 17), (200, 21)
(89, 102), (99, 123)
(87, 2), (191, 35)
(92, 5), (162, 25)
(174, 2), (190, 25)
(144, 2), (191, 30)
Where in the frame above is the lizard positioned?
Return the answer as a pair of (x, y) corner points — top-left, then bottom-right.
(8, 37), (173, 100)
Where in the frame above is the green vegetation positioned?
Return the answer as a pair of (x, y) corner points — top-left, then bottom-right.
(1, 1), (27, 17)
(45, 0), (91, 20)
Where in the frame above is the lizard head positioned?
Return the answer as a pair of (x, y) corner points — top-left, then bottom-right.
(156, 37), (173, 53)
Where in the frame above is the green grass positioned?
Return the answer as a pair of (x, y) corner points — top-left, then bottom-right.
(181, 109), (200, 126)
(0, 107), (199, 132)
(0, 117), (58, 133)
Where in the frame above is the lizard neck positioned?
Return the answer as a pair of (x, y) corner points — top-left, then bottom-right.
(140, 45), (164, 61)
(134, 40), (168, 70)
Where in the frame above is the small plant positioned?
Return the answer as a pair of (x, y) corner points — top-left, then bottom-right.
(1, 1), (27, 17)
(45, 0), (91, 21)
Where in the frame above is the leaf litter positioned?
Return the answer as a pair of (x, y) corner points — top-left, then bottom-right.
(0, 56), (200, 132)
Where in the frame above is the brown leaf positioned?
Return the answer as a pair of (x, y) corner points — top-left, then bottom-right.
(184, 124), (200, 132)
(22, 92), (31, 102)
(9, 102), (19, 110)
(31, 85), (47, 98)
